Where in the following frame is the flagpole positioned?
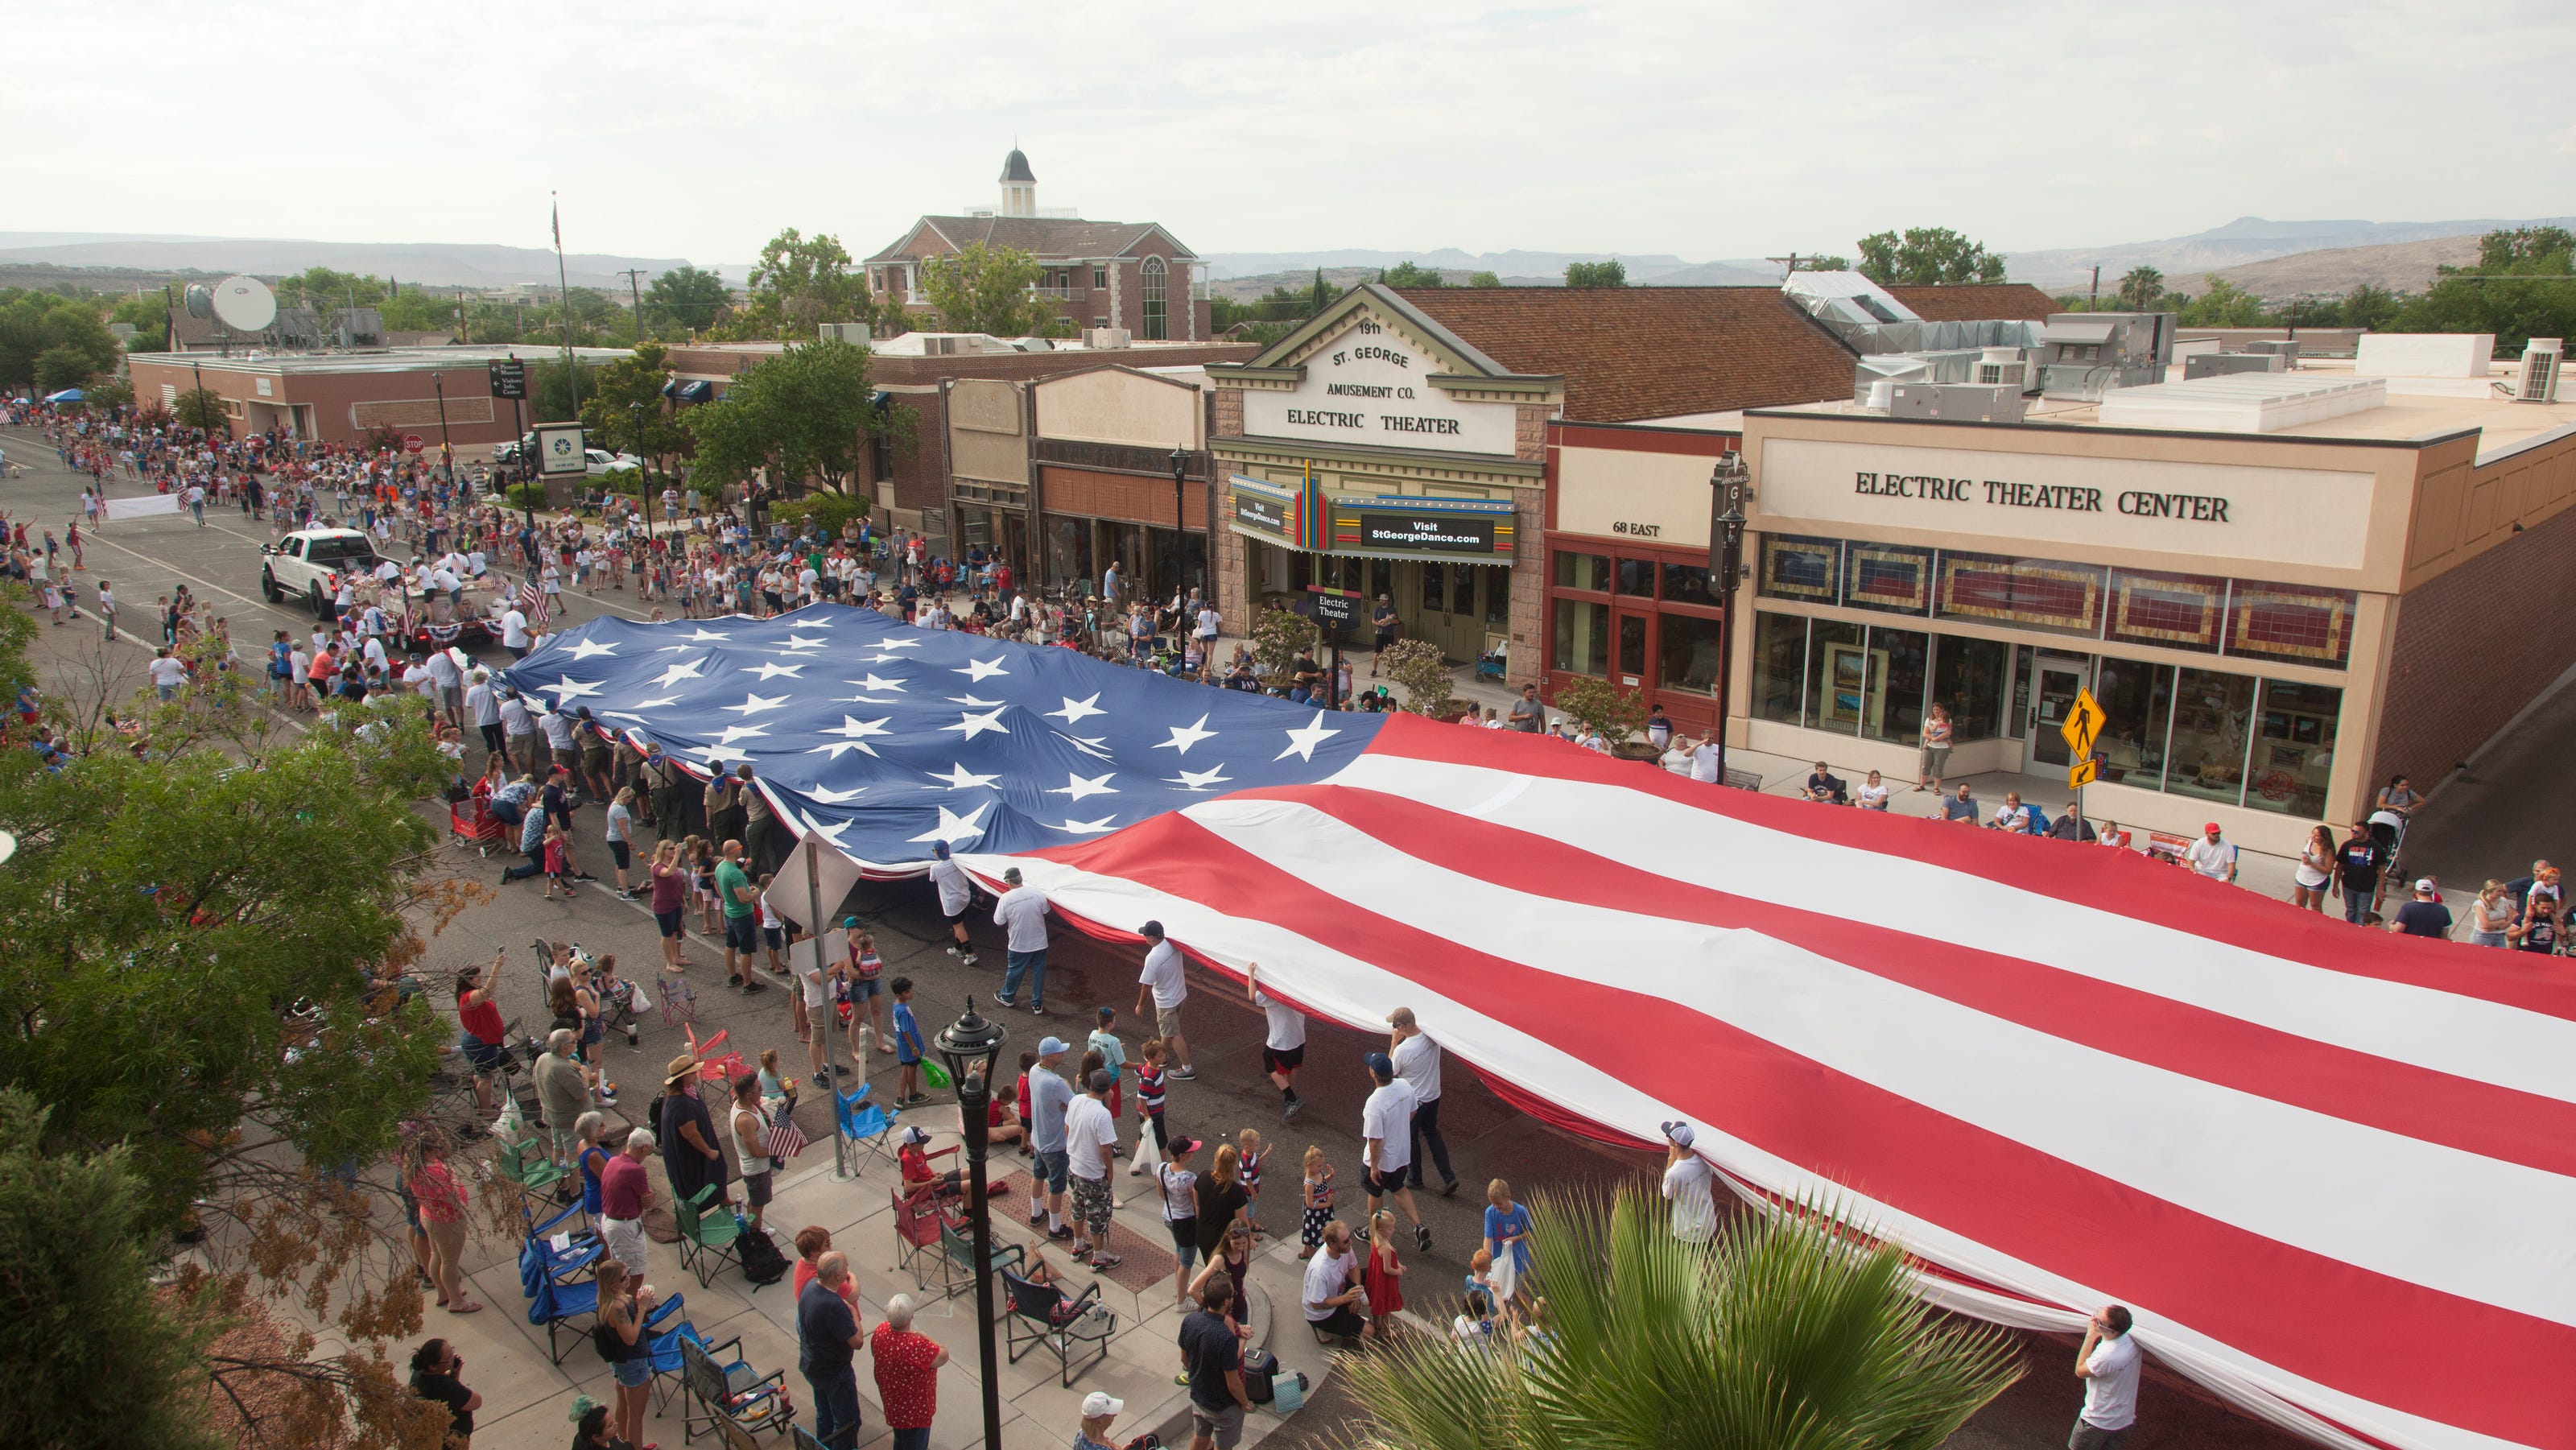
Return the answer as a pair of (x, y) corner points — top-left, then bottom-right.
(554, 192), (581, 419)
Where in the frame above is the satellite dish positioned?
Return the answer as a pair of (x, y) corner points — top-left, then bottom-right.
(211, 275), (277, 333)
(184, 283), (215, 320)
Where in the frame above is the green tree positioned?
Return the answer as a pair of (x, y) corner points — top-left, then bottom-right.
(81, 374), (135, 412)
(919, 241), (1069, 337)
(1552, 675), (1651, 748)
(526, 356), (603, 425)
(1249, 605), (1320, 691)
(1379, 637), (1456, 717)
(0, 295), (122, 390)
(2177, 276), (2268, 328)
(2382, 225), (2576, 351)
(1467, 271), (1503, 287)
(1856, 227), (2008, 286)
(1564, 258), (1629, 288)
(683, 338), (913, 496)
(2471, 225), (2576, 275)
(1379, 261), (1447, 288)
(109, 291), (171, 351)
(0, 1092), (227, 1450)
(1787, 254), (1851, 272)
(172, 386), (229, 432)
(2339, 283), (2405, 332)
(1310, 267), (1336, 316)
(2116, 265), (2165, 312)
(272, 266), (388, 311)
(578, 340), (690, 470)
(1349, 1186), (2021, 1450)
(723, 228), (891, 340)
(646, 263), (733, 333)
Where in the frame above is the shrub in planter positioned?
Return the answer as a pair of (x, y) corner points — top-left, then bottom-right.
(769, 492), (871, 537)
(1553, 675), (1653, 752)
(1378, 638), (1455, 718)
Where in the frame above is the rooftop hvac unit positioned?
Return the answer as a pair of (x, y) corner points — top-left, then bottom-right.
(1974, 346), (2028, 390)
(1084, 328), (1131, 349)
(2519, 339), (2562, 403)
(1890, 382), (2028, 423)
(818, 322), (872, 345)
(2244, 338), (2301, 364)
(2184, 352), (2288, 379)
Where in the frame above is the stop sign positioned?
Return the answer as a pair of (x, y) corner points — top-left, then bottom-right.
(403, 433), (425, 454)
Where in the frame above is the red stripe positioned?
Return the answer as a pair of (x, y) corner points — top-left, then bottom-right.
(1033, 810), (2576, 1449)
(1360, 713), (2576, 1023)
(1226, 782), (2576, 1182)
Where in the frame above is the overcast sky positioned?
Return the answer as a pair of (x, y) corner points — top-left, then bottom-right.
(10, 0), (2570, 266)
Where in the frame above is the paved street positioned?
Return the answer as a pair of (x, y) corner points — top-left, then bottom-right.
(0, 430), (2312, 1450)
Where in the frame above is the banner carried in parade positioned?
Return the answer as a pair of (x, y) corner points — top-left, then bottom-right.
(508, 605), (2576, 1450)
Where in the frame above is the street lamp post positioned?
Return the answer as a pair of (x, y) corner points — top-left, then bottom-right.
(431, 370), (454, 485)
(1709, 453), (1750, 787)
(933, 998), (1009, 1450)
(1168, 445), (1189, 602)
(632, 401), (650, 543)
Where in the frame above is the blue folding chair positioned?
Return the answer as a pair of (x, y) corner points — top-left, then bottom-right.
(831, 1080), (898, 1176)
(636, 1291), (693, 1414)
(518, 1218), (602, 1298)
(526, 1260), (601, 1365)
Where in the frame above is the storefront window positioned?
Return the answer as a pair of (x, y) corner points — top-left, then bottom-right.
(1931, 635), (2009, 742)
(2165, 667), (2257, 808)
(1758, 536), (1839, 604)
(2107, 568), (2223, 654)
(1863, 627), (1930, 746)
(2247, 680), (2340, 817)
(2091, 659), (2173, 791)
(1752, 612), (1806, 725)
(1554, 599), (1608, 678)
(1616, 558), (1655, 597)
(1555, 552), (1612, 591)
(1484, 566), (1509, 626)
(1937, 551), (2106, 638)
(1453, 563), (1479, 618)
(1422, 561), (1445, 613)
(1661, 561), (1715, 606)
(1657, 613), (1725, 697)
(2227, 585), (2356, 667)
(1843, 543), (1934, 617)
(1044, 518), (1093, 593)
(1616, 614), (1647, 681)
(1804, 619), (1864, 736)
(1371, 559), (1393, 602)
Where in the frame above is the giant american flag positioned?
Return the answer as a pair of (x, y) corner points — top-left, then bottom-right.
(506, 604), (2575, 1450)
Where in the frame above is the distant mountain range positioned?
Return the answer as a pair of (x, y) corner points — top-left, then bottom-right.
(1202, 248), (1778, 287)
(0, 233), (708, 291)
(2000, 215), (2575, 291)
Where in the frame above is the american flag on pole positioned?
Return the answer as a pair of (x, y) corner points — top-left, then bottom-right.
(503, 604), (2576, 1450)
(516, 580), (550, 626)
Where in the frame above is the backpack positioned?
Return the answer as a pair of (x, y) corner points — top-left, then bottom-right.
(738, 1229), (791, 1287)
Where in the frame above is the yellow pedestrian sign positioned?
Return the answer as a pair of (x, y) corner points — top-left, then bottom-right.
(2068, 758), (2099, 789)
(2059, 687), (2106, 761)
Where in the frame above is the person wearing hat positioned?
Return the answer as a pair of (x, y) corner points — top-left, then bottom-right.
(1027, 1036), (1075, 1239)
(927, 841), (978, 965)
(991, 865), (1053, 1017)
(1359, 1051), (1429, 1252)
(2390, 878), (2455, 940)
(896, 1125), (962, 1200)
(1660, 1120), (1716, 1246)
(1063, 1068), (1124, 1269)
(1133, 919), (1195, 1080)
(2186, 822), (2238, 884)
(657, 1055), (729, 1223)
(1073, 1390), (1137, 1450)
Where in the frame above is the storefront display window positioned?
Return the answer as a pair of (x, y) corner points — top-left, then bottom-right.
(1863, 628), (1930, 745)
(2247, 680), (2340, 816)
(1803, 619), (1864, 736)
(1758, 536), (1840, 604)
(1484, 566), (1509, 626)
(2228, 585), (2356, 667)
(1660, 561), (1716, 607)
(2107, 568), (2224, 654)
(1930, 635), (2010, 742)
(1454, 564), (1480, 622)
(1422, 561), (1445, 613)
(1753, 612), (1807, 725)
(1937, 551), (2106, 638)
(1656, 613), (1726, 697)
(1843, 543), (1934, 617)
(2165, 667), (2257, 807)
(1616, 557), (1656, 597)
(1555, 552), (1612, 591)
(1554, 599), (1608, 678)
(2091, 659), (2173, 790)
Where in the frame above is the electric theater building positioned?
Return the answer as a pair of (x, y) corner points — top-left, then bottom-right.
(1725, 366), (2576, 855)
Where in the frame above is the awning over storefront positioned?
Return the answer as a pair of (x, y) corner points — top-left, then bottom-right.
(660, 378), (716, 403)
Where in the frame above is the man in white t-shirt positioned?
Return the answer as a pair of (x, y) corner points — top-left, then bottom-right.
(1060, 1069), (1123, 1270)
(799, 934), (838, 1084)
(2186, 823), (2238, 884)
(1133, 921), (1194, 1080)
(1688, 736), (1722, 784)
(1359, 1053), (1426, 1251)
(2070, 1303), (2143, 1449)
(1300, 1220), (1366, 1341)
(927, 841), (977, 965)
(499, 606), (531, 658)
(1246, 962), (1306, 1120)
(1659, 1120), (1716, 1245)
(147, 648), (188, 701)
(1387, 1006), (1456, 1199)
(423, 645), (464, 726)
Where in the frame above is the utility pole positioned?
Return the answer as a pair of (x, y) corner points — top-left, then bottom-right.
(617, 267), (649, 341)
(2089, 265), (2101, 311)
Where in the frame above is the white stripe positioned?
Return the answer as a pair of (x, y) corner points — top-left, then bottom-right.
(970, 846), (2520, 1450)
(1327, 754), (2576, 1105)
(1179, 795), (2576, 1330)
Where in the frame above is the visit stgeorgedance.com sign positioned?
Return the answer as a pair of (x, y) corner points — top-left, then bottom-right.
(1352, 509), (1497, 553)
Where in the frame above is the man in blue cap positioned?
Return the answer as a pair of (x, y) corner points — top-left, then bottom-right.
(1359, 1051), (1429, 1252)
(1026, 1035), (1075, 1241)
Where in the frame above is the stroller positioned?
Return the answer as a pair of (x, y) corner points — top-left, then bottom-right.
(1475, 638), (1509, 683)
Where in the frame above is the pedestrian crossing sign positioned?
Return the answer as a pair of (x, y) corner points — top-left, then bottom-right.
(2059, 688), (2106, 760)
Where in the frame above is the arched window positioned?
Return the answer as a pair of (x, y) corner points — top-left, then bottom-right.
(1141, 256), (1167, 340)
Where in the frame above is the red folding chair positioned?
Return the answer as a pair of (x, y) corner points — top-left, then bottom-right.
(686, 1024), (751, 1087)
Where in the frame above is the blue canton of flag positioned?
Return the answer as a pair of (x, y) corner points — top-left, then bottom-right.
(500, 604), (1385, 869)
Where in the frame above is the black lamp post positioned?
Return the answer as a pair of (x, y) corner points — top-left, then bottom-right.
(934, 998), (1009, 1450)
(1167, 445), (1190, 601)
(1709, 453), (1751, 787)
(631, 401), (650, 545)
(431, 370), (454, 485)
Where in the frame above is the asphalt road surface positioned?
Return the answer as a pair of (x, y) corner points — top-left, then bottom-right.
(0, 430), (2313, 1450)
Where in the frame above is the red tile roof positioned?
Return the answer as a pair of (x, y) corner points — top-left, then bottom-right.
(1883, 283), (2060, 322)
(1393, 287), (1856, 423)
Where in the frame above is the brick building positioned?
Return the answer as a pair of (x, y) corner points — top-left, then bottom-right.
(1728, 337), (2576, 854)
(864, 149), (1212, 341)
(124, 345), (630, 449)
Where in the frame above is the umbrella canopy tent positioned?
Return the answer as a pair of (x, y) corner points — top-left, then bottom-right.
(505, 605), (2576, 1450)
(42, 389), (84, 403)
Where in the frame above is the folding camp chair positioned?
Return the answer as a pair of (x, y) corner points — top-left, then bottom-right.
(675, 1183), (743, 1287)
(678, 1332), (793, 1443)
(1001, 1265), (1117, 1386)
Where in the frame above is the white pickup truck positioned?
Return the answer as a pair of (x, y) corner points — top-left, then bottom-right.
(258, 528), (382, 619)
